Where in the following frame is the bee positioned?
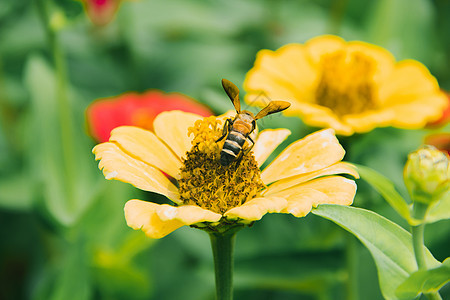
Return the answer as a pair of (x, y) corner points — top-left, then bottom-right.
(217, 79), (291, 166)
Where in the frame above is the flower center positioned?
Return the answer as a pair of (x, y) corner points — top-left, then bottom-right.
(178, 116), (265, 214)
(315, 50), (377, 116)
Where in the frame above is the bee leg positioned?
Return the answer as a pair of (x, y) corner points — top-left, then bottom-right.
(235, 136), (256, 167)
(216, 118), (232, 142)
(243, 135), (255, 156)
(247, 135), (255, 148)
(235, 150), (245, 167)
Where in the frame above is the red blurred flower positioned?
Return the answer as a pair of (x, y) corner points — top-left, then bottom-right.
(424, 133), (450, 156)
(427, 92), (450, 128)
(86, 90), (213, 142)
(80, 0), (122, 26)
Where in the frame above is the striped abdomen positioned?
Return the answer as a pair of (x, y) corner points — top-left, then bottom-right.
(220, 119), (252, 166)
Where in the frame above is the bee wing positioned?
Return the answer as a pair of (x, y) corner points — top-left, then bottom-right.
(221, 78), (241, 113)
(254, 101), (291, 120)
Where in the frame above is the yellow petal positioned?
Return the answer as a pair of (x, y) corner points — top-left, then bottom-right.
(299, 105), (355, 136)
(378, 60), (441, 106)
(282, 188), (328, 217)
(253, 129), (291, 167)
(224, 196), (287, 221)
(124, 201), (184, 239)
(93, 142), (181, 204)
(261, 129), (345, 184)
(342, 110), (394, 134)
(272, 176), (357, 217)
(305, 35), (346, 65)
(244, 44), (318, 105)
(110, 126), (181, 179)
(257, 44), (316, 85)
(264, 162), (359, 195)
(124, 200), (222, 239)
(268, 101), (354, 136)
(153, 111), (203, 159)
(388, 94), (448, 128)
(156, 204), (222, 224)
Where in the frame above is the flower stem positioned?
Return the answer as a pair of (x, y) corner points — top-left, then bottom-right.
(209, 231), (236, 300)
(411, 202), (442, 300)
(35, 0), (76, 206)
(328, 0), (349, 35)
(411, 202), (428, 270)
(345, 234), (359, 300)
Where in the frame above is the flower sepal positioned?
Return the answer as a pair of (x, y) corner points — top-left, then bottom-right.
(190, 218), (248, 235)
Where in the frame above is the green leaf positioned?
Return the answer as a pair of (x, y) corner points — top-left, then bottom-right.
(356, 164), (414, 224)
(24, 55), (99, 226)
(396, 258), (450, 299)
(312, 204), (440, 300)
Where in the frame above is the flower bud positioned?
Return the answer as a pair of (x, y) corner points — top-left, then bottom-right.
(404, 145), (450, 204)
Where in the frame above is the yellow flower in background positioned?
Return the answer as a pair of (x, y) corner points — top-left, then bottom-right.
(244, 35), (448, 136)
(93, 111), (358, 238)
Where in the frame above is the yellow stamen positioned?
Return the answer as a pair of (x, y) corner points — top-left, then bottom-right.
(178, 117), (265, 214)
(315, 50), (377, 116)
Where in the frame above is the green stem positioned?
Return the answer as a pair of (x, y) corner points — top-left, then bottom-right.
(327, 0), (349, 35)
(411, 223), (426, 270)
(411, 202), (428, 270)
(345, 233), (358, 300)
(411, 202), (442, 300)
(209, 232), (236, 300)
(35, 0), (76, 207)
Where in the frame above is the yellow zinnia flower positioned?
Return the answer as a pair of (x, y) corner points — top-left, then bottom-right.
(244, 35), (448, 136)
(93, 111), (358, 238)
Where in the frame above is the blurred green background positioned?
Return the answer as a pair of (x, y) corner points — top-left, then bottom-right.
(0, 0), (449, 299)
